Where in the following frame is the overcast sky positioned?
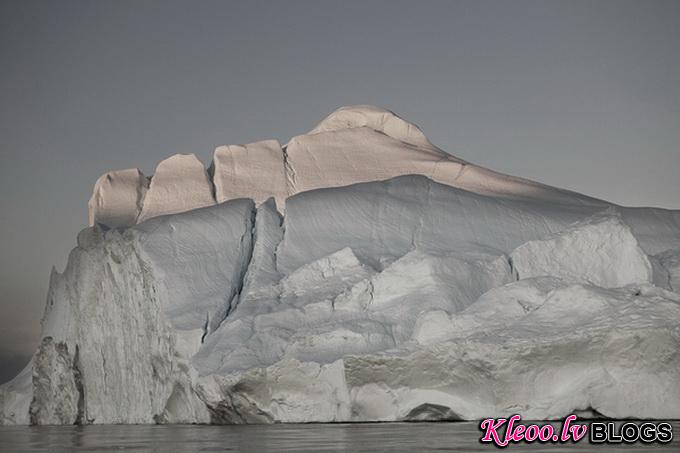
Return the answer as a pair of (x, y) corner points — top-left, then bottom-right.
(1, 0), (679, 382)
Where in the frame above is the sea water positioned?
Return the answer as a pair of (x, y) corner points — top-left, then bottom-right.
(0, 421), (678, 452)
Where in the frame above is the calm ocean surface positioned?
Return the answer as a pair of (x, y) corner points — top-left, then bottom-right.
(0, 421), (678, 452)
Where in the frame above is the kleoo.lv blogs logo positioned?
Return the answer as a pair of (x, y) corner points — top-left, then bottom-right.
(479, 414), (673, 447)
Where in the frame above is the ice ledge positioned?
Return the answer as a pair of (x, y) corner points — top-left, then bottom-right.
(510, 211), (654, 288)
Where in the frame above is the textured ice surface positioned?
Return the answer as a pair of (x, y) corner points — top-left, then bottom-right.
(135, 200), (256, 334)
(212, 140), (288, 211)
(346, 279), (680, 421)
(656, 249), (680, 292)
(88, 168), (148, 227)
(509, 212), (653, 287)
(88, 105), (603, 227)
(30, 225), (210, 424)
(5, 106), (680, 424)
(137, 154), (215, 223)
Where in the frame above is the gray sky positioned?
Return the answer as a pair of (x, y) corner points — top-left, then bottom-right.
(1, 0), (679, 383)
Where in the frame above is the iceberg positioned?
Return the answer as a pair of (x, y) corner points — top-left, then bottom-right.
(2, 106), (680, 424)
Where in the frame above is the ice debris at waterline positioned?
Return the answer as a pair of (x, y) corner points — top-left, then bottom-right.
(2, 105), (680, 425)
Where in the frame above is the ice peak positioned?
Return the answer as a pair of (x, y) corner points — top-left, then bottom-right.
(86, 106), (605, 228)
(306, 105), (435, 149)
(159, 153), (204, 166)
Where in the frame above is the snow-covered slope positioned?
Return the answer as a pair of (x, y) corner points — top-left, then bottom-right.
(2, 106), (680, 425)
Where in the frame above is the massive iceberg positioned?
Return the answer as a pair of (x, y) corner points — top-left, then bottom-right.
(2, 105), (679, 425)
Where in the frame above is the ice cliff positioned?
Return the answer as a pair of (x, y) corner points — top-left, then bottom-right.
(2, 106), (680, 425)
